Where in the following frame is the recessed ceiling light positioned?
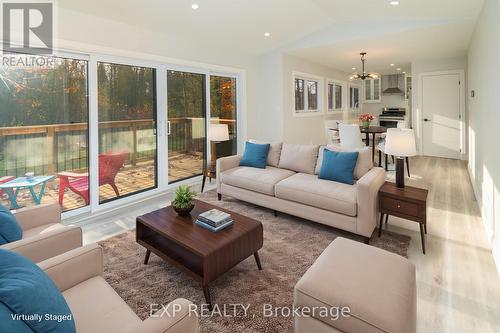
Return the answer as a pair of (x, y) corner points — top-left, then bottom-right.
(264, 32), (271, 37)
(402, 71), (406, 74)
(351, 67), (356, 70)
(396, 68), (401, 71)
(390, 1), (400, 5)
(191, 4), (199, 10)
(390, 63), (395, 66)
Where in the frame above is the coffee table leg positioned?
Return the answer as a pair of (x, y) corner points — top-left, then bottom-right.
(378, 213), (384, 237)
(419, 224), (426, 255)
(254, 252), (262, 270)
(202, 284), (212, 310)
(143, 250), (151, 265)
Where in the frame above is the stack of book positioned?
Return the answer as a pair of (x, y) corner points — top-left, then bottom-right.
(196, 209), (234, 232)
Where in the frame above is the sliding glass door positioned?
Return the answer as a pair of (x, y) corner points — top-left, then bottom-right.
(166, 70), (206, 183)
(97, 62), (157, 203)
(210, 75), (237, 158)
(0, 53), (89, 212)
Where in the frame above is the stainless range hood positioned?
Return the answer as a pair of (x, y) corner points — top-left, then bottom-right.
(382, 74), (404, 95)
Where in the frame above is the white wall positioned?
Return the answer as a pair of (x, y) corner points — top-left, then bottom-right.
(282, 54), (352, 144)
(467, 0), (500, 273)
(411, 56), (468, 154)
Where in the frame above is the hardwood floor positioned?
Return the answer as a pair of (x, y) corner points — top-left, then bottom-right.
(384, 156), (500, 333)
(74, 156), (500, 333)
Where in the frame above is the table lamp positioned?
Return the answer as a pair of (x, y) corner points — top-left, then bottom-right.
(208, 124), (229, 163)
(384, 128), (416, 188)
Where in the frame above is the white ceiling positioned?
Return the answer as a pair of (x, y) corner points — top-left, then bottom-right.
(57, 0), (484, 71)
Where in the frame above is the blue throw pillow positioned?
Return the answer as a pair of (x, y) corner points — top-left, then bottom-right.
(239, 141), (270, 169)
(0, 204), (22, 245)
(319, 149), (359, 185)
(0, 249), (76, 333)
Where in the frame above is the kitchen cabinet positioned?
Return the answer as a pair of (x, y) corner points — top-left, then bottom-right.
(364, 77), (381, 103)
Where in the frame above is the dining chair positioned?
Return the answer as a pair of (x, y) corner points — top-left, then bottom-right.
(324, 120), (341, 145)
(339, 123), (364, 149)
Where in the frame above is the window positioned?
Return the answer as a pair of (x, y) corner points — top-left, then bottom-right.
(167, 70), (206, 183)
(349, 84), (361, 110)
(294, 72), (322, 115)
(97, 62), (157, 203)
(327, 80), (345, 112)
(0, 53), (89, 212)
(210, 76), (237, 157)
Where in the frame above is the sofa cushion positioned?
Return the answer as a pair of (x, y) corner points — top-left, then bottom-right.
(295, 237), (416, 333)
(0, 248), (76, 333)
(318, 149), (359, 185)
(0, 204), (22, 244)
(249, 140), (282, 167)
(63, 276), (140, 333)
(239, 141), (270, 169)
(278, 143), (319, 174)
(221, 166), (296, 196)
(315, 146), (373, 179)
(275, 173), (357, 216)
(22, 223), (67, 239)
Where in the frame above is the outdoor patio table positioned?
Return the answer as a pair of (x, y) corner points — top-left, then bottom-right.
(0, 175), (54, 209)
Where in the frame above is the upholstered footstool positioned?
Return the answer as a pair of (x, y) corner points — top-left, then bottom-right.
(294, 237), (416, 333)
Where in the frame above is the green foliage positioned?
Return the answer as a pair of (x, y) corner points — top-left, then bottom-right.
(172, 185), (196, 209)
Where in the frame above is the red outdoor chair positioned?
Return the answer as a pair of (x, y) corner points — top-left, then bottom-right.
(58, 152), (128, 205)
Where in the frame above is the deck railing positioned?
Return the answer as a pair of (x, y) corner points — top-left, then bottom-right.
(0, 118), (236, 177)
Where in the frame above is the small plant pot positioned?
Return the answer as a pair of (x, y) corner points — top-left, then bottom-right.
(362, 121), (371, 129)
(173, 204), (194, 217)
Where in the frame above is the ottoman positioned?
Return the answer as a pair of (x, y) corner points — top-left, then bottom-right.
(294, 237), (416, 333)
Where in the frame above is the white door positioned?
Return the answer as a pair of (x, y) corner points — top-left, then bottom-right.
(421, 73), (462, 159)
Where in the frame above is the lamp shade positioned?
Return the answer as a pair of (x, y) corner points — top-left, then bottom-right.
(384, 128), (416, 157)
(208, 124), (229, 142)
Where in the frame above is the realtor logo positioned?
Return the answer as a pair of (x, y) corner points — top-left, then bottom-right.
(2, 2), (53, 54)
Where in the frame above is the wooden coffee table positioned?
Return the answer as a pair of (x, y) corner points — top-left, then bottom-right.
(136, 199), (263, 308)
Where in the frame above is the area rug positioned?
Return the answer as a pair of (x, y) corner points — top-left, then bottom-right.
(100, 190), (411, 333)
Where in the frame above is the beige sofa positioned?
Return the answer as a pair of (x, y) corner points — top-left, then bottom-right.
(2, 203), (82, 262)
(38, 244), (199, 333)
(216, 143), (385, 241)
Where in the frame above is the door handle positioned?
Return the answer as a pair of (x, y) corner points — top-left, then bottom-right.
(423, 118), (430, 122)
(167, 121), (171, 135)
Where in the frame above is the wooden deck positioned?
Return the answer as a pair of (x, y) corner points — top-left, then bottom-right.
(0, 153), (203, 211)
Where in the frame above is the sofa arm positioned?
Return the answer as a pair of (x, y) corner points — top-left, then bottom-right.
(13, 203), (61, 231)
(134, 298), (198, 333)
(356, 167), (386, 237)
(38, 244), (103, 292)
(2, 225), (82, 263)
(216, 155), (242, 193)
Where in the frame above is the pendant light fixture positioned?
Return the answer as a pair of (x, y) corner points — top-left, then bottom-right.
(350, 52), (379, 80)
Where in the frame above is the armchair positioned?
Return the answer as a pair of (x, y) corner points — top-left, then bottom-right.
(38, 244), (199, 333)
(1, 203), (82, 262)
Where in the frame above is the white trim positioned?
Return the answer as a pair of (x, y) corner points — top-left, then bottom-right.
(292, 71), (324, 117)
(326, 78), (346, 113)
(417, 69), (466, 159)
(348, 82), (362, 112)
(88, 56), (99, 212)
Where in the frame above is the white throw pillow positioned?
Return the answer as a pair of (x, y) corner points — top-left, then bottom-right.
(278, 143), (320, 174)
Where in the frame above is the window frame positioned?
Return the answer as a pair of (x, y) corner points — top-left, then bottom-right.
(292, 71), (323, 117)
(349, 82), (362, 112)
(326, 79), (346, 114)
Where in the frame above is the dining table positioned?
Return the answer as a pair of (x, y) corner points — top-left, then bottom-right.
(360, 126), (388, 161)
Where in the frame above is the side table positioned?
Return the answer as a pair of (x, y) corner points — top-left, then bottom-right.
(378, 181), (429, 254)
(201, 162), (216, 193)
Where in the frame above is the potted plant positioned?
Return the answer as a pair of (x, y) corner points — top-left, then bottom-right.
(359, 113), (375, 128)
(172, 185), (197, 216)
